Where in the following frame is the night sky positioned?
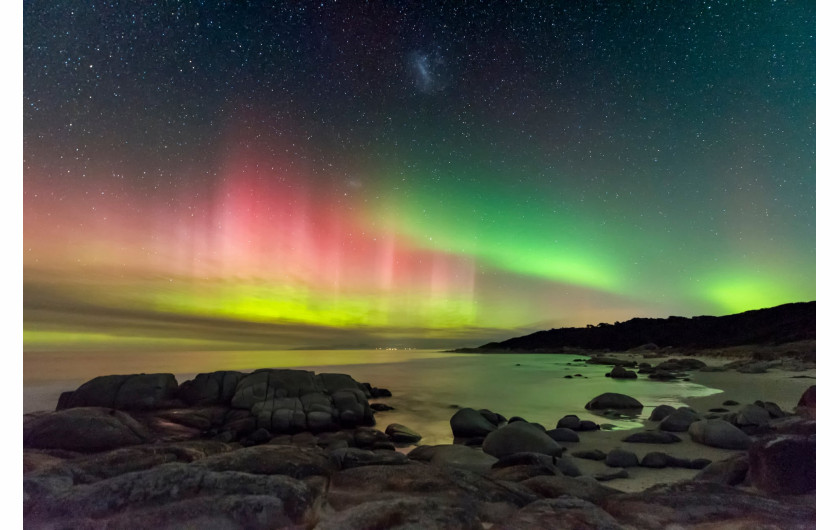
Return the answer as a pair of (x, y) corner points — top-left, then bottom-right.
(23, 1), (816, 350)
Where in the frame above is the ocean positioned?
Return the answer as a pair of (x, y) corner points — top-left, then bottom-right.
(23, 349), (723, 445)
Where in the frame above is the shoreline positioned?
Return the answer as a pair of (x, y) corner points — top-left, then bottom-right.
(24, 350), (816, 494)
(23, 352), (817, 528)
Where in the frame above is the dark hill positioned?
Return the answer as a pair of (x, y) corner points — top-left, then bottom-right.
(469, 301), (815, 352)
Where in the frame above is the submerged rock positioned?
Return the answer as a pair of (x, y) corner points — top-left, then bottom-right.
(385, 423), (422, 444)
(607, 366), (638, 379)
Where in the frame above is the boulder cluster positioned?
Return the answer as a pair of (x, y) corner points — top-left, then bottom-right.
(23, 370), (816, 529)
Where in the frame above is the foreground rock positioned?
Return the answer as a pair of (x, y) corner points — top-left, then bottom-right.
(25, 463), (316, 528)
(325, 463), (537, 514)
(748, 434), (816, 494)
(316, 497), (485, 530)
(195, 444), (334, 478)
(520, 474), (622, 504)
(23, 367), (817, 528)
(489, 497), (624, 530)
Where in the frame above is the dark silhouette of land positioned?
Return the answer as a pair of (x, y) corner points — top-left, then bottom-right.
(455, 301), (815, 353)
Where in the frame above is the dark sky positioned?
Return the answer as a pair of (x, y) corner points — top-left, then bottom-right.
(23, 1), (816, 349)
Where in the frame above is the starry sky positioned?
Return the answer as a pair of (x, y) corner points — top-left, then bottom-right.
(23, 1), (815, 350)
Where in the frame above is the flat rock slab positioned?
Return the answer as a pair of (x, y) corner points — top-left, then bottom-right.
(520, 475), (622, 504)
(26, 440), (234, 484)
(326, 463), (537, 512)
(488, 497), (625, 530)
(195, 444), (334, 479)
(329, 447), (409, 470)
(622, 431), (681, 444)
(315, 496), (485, 530)
(25, 462), (315, 527)
(410, 444), (499, 474)
(601, 480), (815, 529)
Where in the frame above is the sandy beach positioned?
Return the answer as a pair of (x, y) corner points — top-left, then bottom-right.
(552, 351), (816, 493)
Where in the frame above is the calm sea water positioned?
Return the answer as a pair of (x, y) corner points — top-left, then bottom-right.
(23, 349), (723, 445)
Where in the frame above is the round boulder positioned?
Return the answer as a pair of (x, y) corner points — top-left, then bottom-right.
(649, 404), (677, 421)
(577, 420), (601, 431)
(605, 448), (639, 468)
(640, 451), (673, 468)
(735, 404), (771, 428)
(545, 428), (580, 443)
(482, 421), (561, 459)
(450, 408), (498, 438)
(556, 415), (581, 430)
(607, 366), (638, 379)
(688, 419), (752, 450)
(585, 393), (643, 411)
(659, 408), (701, 432)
